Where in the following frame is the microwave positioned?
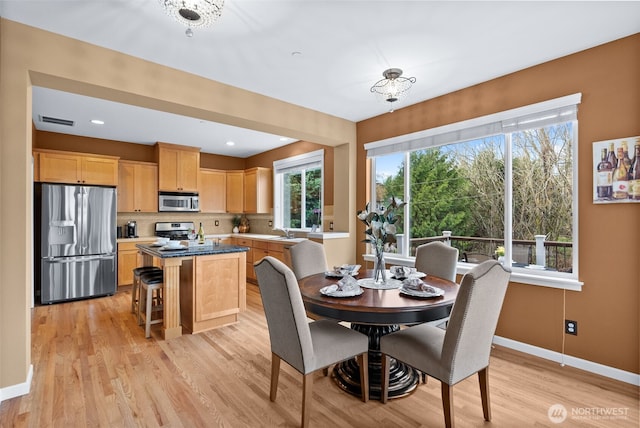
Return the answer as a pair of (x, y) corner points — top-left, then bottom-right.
(158, 192), (199, 212)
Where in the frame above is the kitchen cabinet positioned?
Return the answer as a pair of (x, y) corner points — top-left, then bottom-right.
(243, 167), (271, 214)
(117, 240), (158, 286)
(179, 251), (247, 334)
(234, 237), (287, 283)
(226, 170), (244, 213)
(156, 142), (200, 192)
(118, 161), (158, 212)
(34, 149), (119, 186)
(199, 168), (226, 213)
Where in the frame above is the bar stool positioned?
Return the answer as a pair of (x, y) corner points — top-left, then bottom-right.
(139, 271), (164, 339)
(131, 266), (162, 319)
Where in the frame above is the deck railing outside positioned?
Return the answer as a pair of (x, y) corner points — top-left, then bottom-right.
(403, 234), (573, 272)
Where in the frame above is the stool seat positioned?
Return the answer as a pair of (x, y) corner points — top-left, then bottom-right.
(140, 272), (164, 338)
(140, 272), (164, 284)
(131, 266), (162, 316)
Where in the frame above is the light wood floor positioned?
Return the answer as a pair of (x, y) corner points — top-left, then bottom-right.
(1, 284), (638, 427)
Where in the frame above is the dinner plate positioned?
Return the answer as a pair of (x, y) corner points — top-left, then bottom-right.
(399, 286), (445, 298)
(160, 245), (187, 251)
(319, 285), (364, 297)
(391, 271), (426, 280)
(324, 270), (360, 278)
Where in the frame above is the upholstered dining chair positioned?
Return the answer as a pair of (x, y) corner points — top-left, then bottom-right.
(414, 241), (459, 282)
(289, 239), (329, 280)
(414, 241), (460, 330)
(254, 256), (369, 428)
(380, 260), (510, 428)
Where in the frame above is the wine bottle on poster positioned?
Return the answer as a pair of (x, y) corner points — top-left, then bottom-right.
(628, 144), (640, 200)
(612, 147), (629, 199)
(596, 147), (613, 199)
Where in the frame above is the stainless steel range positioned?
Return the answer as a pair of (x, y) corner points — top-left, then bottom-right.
(155, 222), (195, 240)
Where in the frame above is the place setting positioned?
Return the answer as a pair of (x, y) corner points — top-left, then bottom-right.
(320, 274), (364, 298)
(150, 237), (170, 247)
(324, 264), (361, 278)
(159, 239), (187, 251)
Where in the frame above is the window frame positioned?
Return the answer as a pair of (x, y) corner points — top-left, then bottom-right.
(273, 149), (324, 232)
(365, 95), (583, 291)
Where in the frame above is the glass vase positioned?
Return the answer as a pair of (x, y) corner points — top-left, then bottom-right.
(373, 249), (387, 284)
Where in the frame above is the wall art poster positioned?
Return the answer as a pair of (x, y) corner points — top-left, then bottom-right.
(592, 135), (640, 204)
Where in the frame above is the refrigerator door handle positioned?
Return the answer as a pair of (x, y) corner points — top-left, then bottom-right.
(45, 254), (116, 263)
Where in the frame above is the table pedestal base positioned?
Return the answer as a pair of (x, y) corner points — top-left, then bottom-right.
(332, 323), (419, 400)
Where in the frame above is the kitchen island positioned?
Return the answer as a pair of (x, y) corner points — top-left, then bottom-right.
(137, 243), (249, 339)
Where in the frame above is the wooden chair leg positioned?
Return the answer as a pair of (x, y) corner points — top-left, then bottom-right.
(270, 353), (280, 402)
(478, 367), (491, 421)
(144, 286), (153, 338)
(441, 382), (454, 428)
(380, 354), (390, 403)
(357, 352), (369, 402)
(302, 373), (313, 428)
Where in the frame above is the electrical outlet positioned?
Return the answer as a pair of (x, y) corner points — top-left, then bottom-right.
(329, 221), (334, 230)
(565, 320), (578, 335)
(214, 220), (219, 227)
(268, 220), (273, 227)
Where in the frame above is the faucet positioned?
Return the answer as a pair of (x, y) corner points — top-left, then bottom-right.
(276, 227), (293, 238)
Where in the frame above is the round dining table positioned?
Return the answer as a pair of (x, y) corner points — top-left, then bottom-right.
(298, 269), (459, 400)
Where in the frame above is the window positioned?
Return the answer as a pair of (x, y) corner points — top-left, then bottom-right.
(366, 94), (582, 290)
(273, 150), (323, 230)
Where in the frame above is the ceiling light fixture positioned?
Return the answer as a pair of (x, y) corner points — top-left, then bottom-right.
(226, 141), (235, 146)
(370, 68), (416, 112)
(159, 0), (225, 37)
(90, 119), (105, 125)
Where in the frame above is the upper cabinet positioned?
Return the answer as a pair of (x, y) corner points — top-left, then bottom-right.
(244, 167), (272, 214)
(199, 168), (226, 213)
(226, 170), (244, 213)
(34, 149), (119, 186)
(118, 160), (158, 212)
(156, 142), (200, 192)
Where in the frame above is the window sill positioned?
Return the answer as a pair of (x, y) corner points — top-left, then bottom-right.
(363, 253), (583, 291)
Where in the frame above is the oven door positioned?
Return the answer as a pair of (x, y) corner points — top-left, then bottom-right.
(158, 192), (199, 212)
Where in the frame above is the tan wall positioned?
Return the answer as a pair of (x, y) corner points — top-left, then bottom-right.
(0, 18), (356, 392)
(357, 33), (640, 374)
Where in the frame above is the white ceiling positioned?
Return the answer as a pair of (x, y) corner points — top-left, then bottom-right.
(2, 1), (640, 157)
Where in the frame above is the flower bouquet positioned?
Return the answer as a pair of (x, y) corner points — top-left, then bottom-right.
(357, 196), (405, 283)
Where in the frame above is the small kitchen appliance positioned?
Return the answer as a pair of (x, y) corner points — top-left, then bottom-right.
(126, 220), (138, 238)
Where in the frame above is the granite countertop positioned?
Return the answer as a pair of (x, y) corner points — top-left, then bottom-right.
(137, 243), (249, 258)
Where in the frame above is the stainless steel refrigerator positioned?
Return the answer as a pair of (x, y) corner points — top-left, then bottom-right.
(35, 183), (117, 304)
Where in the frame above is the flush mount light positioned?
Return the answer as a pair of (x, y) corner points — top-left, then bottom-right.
(370, 68), (416, 112)
(279, 137), (290, 142)
(90, 119), (105, 125)
(226, 141), (235, 146)
(159, 0), (225, 37)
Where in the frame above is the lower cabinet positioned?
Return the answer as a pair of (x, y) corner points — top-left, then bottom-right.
(117, 240), (157, 286)
(233, 237), (288, 283)
(180, 252), (247, 334)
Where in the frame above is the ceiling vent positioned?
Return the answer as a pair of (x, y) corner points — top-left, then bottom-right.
(39, 115), (74, 127)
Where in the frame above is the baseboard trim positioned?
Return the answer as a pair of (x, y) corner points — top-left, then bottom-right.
(0, 364), (33, 404)
(493, 336), (639, 386)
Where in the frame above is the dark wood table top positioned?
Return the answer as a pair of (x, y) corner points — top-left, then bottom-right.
(298, 269), (459, 325)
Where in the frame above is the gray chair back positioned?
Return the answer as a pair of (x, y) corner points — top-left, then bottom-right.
(415, 241), (459, 281)
(254, 256), (313, 373)
(441, 260), (510, 384)
(289, 240), (329, 280)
